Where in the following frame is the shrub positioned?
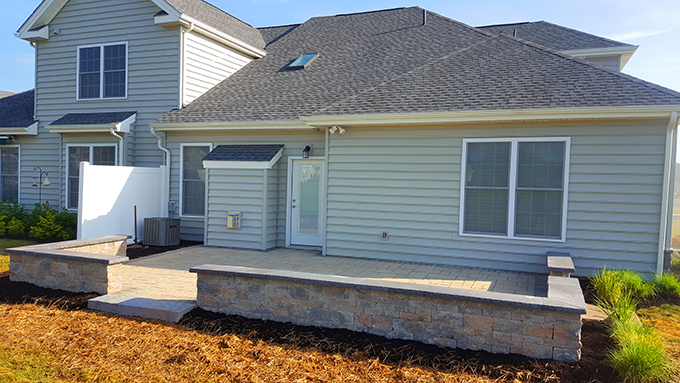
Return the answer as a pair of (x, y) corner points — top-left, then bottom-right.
(28, 209), (67, 241)
(55, 208), (77, 240)
(653, 272), (680, 299)
(5, 218), (25, 237)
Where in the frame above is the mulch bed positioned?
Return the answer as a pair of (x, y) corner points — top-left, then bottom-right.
(0, 273), (618, 382)
(126, 240), (203, 259)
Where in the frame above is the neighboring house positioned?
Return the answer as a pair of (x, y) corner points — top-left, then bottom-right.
(8, 0), (680, 277)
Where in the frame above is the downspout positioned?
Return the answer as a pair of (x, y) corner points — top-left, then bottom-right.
(30, 41), (37, 120)
(150, 127), (171, 217)
(110, 128), (124, 166)
(658, 111), (678, 274)
(179, 22), (194, 109)
(322, 126), (330, 255)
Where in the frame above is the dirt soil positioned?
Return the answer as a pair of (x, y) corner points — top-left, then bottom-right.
(0, 273), (618, 382)
(126, 240), (202, 259)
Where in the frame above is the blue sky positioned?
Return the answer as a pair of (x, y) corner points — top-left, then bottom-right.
(1, 0), (679, 94)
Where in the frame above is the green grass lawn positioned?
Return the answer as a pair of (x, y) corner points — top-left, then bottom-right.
(0, 348), (67, 383)
(0, 238), (37, 273)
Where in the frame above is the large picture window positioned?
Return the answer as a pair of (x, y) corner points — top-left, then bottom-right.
(181, 145), (211, 216)
(0, 147), (19, 202)
(77, 43), (127, 100)
(461, 138), (570, 241)
(68, 145), (117, 209)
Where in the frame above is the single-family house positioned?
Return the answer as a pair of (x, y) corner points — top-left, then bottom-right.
(5, 0), (680, 277)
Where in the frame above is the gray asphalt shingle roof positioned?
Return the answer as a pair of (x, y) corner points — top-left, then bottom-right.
(477, 21), (634, 51)
(204, 144), (284, 162)
(164, 0), (265, 49)
(50, 112), (136, 126)
(0, 90), (36, 128)
(156, 7), (680, 126)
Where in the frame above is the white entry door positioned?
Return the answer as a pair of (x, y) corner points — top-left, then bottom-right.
(290, 159), (324, 246)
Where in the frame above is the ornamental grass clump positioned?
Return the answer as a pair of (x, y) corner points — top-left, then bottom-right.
(653, 272), (680, 299)
(592, 269), (675, 383)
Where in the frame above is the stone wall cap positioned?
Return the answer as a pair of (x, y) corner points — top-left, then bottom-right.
(191, 264), (587, 314)
(6, 235), (129, 264)
(547, 252), (575, 273)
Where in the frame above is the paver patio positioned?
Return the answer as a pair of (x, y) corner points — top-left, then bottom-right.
(119, 246), (541, 299)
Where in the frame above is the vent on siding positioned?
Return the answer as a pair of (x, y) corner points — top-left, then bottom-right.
(143, 217), (181, 246)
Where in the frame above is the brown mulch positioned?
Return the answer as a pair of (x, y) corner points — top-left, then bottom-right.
(126, 240), (202, 259)
(0, 275), (618, 382)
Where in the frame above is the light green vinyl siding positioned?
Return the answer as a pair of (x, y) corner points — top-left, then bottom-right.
(183, 31), (253, 105)
(324, 120), (667, 276)
(33, 0), (181, 183)
(166, 130), (325, 242)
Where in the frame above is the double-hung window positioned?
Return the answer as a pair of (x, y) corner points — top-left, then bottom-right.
(78, 43), (127, 100)
(68, 145), (117, 209)
(0, 147), (19, 202)
(181, 144), (211, 216)
(461, 138), (570, 241)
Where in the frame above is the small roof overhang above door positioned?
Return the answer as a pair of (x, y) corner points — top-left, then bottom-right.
(46, 112), (136, 133)
(0, 121), (39, 136)
(203, 144), (284, 169)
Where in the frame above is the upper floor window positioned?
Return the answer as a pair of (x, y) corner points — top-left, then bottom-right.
(460, 137), (570, 242)
(77, 43), (127, 100)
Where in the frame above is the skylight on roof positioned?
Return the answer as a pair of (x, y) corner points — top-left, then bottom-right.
(288, 53), (318, 69)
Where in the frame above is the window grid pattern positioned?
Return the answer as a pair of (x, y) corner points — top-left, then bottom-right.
(0, 148), (18, 203)
(515, 142), (565, 238)
(462, 139), (568, 241)
(68, 146), (117, 209)
(78, 44), (126, 99)
(182, 146), (210, 216)
(78, 47), (100, 99)
(104, 45), (126, 98)
(464, 142), (510, 235)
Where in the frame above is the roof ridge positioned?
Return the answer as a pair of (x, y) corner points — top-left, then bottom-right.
(258, 23), (302, 30)
(192, 0), (258, 30)
(420, 8), (493, 38)
(536, 21), (635, 47)
(477, 21), (535, 29)
(495, 33), (680, 100)
(313, 37), (499, 115)
(324, 7), (410, 18)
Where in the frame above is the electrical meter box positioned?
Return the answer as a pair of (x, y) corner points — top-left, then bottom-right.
(227, 211), (242, 229)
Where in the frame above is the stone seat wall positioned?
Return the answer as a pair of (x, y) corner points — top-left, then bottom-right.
(190, 264), (587, 362)
(7, 235), (129, 294)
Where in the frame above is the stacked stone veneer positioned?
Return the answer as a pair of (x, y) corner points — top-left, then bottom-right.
(191, 265), (587, 362)
(7, 235), (129, 295)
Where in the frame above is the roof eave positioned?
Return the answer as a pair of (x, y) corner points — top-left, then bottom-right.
(0, 122), (39, 136)
(561, 45), (638, 69)
(299, 106), (680, 126)
(151, 119), (311, 132)
(154, 14), (266, 58)
(47, 114), (135, 134)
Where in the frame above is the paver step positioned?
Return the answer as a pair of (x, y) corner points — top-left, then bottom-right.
(88, 294), (196, 323)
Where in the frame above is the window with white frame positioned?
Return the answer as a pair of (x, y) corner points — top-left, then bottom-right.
(181, 145), (211, 216)
(0, 147), (19, 202)
(461, 138), (570, 241)
(68, 145), (117, 209)
(78, 43), (127, 100)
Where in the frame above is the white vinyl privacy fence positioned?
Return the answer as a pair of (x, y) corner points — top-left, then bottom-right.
(77, 163), (168, 241)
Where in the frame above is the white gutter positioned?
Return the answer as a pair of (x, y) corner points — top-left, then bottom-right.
(658, 111), (678, 274)
(300, 105), (680, 126)
(150, 127), (171, 217)
(110, 128), (124, 166)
